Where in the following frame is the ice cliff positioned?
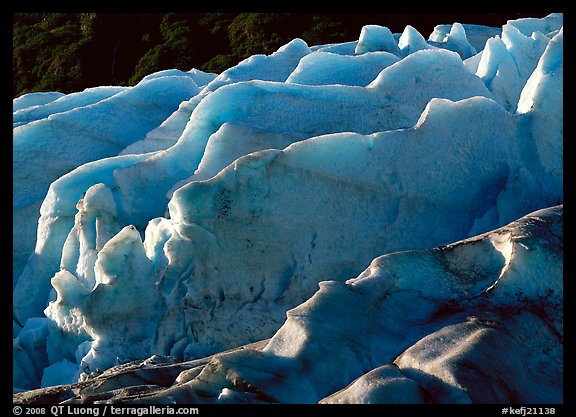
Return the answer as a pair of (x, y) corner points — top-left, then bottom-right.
(13, 13), (563, 404)
(14, 205), (563, 403)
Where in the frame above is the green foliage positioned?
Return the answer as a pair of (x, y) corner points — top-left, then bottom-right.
(201, 54), (238, 74)
(13, 13), (88, 95)
(130, 13), (209, 85)
(228, 13), (283, 57)
(13, 12), (547, 98)
(14, 12), (363, 97)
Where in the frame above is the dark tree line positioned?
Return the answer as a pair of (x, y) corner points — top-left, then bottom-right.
(13, 12), (549, 98)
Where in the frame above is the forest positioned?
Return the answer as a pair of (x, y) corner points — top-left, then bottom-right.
(13, 12), (547, 98)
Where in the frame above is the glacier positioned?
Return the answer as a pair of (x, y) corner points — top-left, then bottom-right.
(13, 13), (563, 404)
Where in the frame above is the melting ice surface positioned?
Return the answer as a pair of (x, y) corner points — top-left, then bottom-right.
(13, 14), (563, 403)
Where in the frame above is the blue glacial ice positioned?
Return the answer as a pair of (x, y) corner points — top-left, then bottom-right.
(12, 14), (563, 404)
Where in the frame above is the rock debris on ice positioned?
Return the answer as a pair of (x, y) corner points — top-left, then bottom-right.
(13, 13), (562, 404)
